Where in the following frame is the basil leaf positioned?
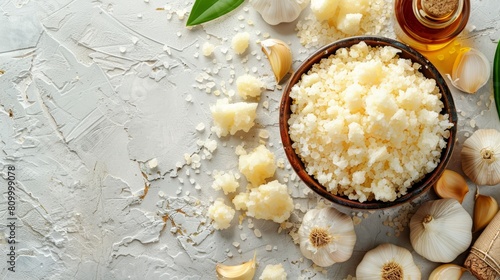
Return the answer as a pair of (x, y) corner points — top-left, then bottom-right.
(186, 0), (244, 26)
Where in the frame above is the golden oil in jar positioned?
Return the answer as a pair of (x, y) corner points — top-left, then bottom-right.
(394, 0), (470, 51)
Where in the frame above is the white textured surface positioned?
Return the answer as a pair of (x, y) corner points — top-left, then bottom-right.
(0, 0), (499, 279)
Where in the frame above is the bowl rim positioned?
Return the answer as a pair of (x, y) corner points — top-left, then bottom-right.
(279, 36), (458, 209)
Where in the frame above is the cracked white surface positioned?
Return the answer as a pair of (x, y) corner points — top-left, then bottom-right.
(1, 0), (500, 279)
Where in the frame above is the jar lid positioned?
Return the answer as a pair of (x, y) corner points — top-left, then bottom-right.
(422, 0), (459, 19)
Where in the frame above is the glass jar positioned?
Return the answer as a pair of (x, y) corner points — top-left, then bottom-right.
(394, 0), (470, 51)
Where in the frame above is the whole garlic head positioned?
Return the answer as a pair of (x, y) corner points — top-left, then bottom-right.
(356, 243), (421, 280)
(250, 0), (310, 25)
(409, 199), (472, 263)
(298, 207), (356, 267)
(461, 129), (500, 185)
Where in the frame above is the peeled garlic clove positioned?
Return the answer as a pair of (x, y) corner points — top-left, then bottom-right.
(261, 39), (293, 83)
(446, 47), (490, 94)
(429, 264), (467, 280)
(473, 193), (499, 232)
(434, 169), (469, 203)
(461, 129), (500, 186)
(216, 253), (256, 280)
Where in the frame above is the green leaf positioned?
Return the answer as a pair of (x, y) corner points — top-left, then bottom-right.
(494, 41), (500, 120)
(186, 0), (244, 26)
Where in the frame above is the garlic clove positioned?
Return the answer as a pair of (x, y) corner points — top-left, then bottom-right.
(446, 47), (490, 94)
(261, 39), (293, 83)
(473, 193), (499, 232)
(434, 169), (469, 203)
(461, 129), (500, 186)
(215, 253), (256, 280)
(429, 264), (467, 280)
(250, 0), (309, 25)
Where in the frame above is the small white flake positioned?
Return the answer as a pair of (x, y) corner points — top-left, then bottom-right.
(232, 242), (240, 248)
(254, 229), (262, 238)
(262, 100), (269, 109)
(185, 94), (193, 102)
(266, 245), (272, 251)
(240, 233), (247, 241)
(119, 47), (127, 53)
(176, 9), (186, 20)
(196, 123), (205, 132)
(137, 13), (143, 18)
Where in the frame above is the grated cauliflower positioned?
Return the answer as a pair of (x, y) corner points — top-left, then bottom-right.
(238, 145), (276, 186)
(232, 180), (293, 223)
(210, 98), (258, 137)
(288, 41), (453, 202)
(208, 199), (235, 230)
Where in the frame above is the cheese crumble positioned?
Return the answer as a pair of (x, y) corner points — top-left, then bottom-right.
(288, 42), (453, 202)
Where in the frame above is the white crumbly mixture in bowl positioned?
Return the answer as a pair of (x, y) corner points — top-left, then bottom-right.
(288, 41), (453, 202)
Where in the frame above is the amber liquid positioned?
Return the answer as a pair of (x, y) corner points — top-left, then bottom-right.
(394, 0), (470, 51)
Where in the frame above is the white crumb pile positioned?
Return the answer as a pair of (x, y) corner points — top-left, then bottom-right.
(288, 41), (453, 202)
(296, 0), (394, 49)
(260, 263), (288, 280)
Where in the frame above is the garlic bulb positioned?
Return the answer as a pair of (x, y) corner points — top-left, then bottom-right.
(298, 207), (356, 267)
(356, 243), (421, 280)
(429, 264), (467, 280)
(473, 191), (499, 232)
(434, 169), (469, 203)
(250, 0), (309, 25)
(409, 199), (472, 263)
(446, 47), (490, 94)
(216, 253), (256, 280)
(261, 39), (293, 83)
(461, 129), (500, 186)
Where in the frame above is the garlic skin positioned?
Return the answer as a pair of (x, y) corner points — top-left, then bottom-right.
(261, 39), (293, 83)
(298, 207), (356, 267)
(216, 253), (256, 280)
(473, 192), (499, 232)
(410, 199), (472, 263)
(356, 243), (421, 280)
(429, 264), (466, 280)
(461, 129), (500, 186)
(250, 0), (309, 25)
(446, 48), (490, 94)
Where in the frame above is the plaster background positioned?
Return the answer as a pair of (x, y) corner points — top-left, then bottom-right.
(0, 0), (499, 279)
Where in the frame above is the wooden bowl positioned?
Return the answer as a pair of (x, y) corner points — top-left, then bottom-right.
(279, 36), (457, 209)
